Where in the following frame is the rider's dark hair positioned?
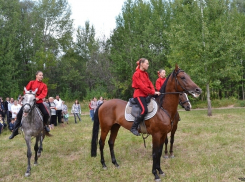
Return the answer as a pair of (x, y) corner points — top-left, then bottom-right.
(138, 58), (147, 65)
(36, 71), (43, 75)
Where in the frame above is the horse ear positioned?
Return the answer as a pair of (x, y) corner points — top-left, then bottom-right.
(24, 87), (28, 93)
(175, 64), (179, 71)
(33, 88), (38, 95)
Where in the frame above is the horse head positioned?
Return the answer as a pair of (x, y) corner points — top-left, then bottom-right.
(173, 64), (202, 97)
(22, 87), (38, 115)
(179, 93), (191, 111)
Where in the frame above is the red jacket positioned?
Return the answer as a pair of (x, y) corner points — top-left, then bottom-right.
(132, 69), (155, 98)
(155, 77), (166, 91)
(25, 80), (48, 103)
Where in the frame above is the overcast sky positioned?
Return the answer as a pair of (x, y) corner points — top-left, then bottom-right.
(68, 0), (126, 38)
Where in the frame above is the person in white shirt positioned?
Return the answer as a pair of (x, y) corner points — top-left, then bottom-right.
(54, 95), (62, 124)
(11, 100), (21, 119)
(8, 98), (14, 124)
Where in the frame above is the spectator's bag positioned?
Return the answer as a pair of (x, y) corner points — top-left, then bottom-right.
(64, 114), (69, 118)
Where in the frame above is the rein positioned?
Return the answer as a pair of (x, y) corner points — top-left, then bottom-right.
(160, 92), (184, 95)
(179, 100), (190, 106)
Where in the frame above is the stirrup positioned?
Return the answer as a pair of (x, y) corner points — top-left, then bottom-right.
(44, 125), (50, 132)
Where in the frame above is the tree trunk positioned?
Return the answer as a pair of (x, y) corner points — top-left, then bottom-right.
(242, 74), (244, 100)
(206, 83), (212, 116)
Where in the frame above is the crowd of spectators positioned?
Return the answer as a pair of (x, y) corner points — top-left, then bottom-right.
(0, 95), (106, 135)
(88, 97), (106, 121)
(0, 97), (22, 135)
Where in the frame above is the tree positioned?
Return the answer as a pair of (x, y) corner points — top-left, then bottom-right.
(0, 0), (22, 97)
(168, 0), (243, 116)
(109, 0), (171, 99)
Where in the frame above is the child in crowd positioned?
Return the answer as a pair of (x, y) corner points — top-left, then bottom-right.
(62, 101), (69, 124)
(48, 97), (56, 129)
(9, 118), (15, 132)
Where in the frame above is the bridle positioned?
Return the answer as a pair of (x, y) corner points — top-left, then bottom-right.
(160, 69), (188, 95)
(179, 98), (190, 108)
(22, 93), (36, 114)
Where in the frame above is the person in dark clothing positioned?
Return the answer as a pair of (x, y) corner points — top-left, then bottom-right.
(0, 98), (5, 122)
(4, 97), (10, 125)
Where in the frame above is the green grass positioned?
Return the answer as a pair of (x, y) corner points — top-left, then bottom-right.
(1, 108), (245, 182)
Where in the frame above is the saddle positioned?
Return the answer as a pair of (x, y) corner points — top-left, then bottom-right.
(126, 96), (154, 117)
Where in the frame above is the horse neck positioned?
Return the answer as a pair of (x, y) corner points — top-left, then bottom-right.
(161, 82), (180, 118)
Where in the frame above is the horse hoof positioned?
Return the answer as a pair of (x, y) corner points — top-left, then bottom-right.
(34, 163), (38, 166)
(163, 155), (169, 159)
(155, 178), (161, 182)
(103, 167), (107, 170)
(170, 155), (175, 158)
(116, 165), (120, 169)
(159, 172), (165, 177)
(25, 172), (31, 177)
(37, 153), (41, 158)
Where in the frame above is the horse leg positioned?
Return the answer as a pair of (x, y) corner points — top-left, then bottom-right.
(163, 136), (169, 158)
(25, 136), (32, 177)
(37, 135), (43, 158)
(170, 123), (178, 158)
(108, 124), (120, 168)
(157, 136), (166, 176)
(99, 129), (110, 169)
(152, 134), (165, 181)
(34, 136), (40, 166)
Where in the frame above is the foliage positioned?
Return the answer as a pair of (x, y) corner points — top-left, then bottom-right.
(0, 0), (245, 106)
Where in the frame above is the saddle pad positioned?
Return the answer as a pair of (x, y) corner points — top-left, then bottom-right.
(35, 107), (43, 121)
(125, 99), (158, 121)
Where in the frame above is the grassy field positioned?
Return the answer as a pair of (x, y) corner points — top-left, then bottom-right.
(1, 108), (245, 182)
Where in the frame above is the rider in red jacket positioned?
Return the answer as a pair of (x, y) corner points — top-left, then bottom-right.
(9, 71), (50, 139)
(155, 69), (166, 91)
(131, 58), (160, 136)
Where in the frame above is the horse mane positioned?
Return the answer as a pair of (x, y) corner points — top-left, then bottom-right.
(157, 70), (174, 107)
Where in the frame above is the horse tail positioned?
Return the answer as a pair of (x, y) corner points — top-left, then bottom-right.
(91, 104), (103, 157)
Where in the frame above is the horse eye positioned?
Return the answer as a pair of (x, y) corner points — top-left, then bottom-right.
(181, 77), (185, 79)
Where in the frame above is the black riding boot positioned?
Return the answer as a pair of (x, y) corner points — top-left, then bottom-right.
(43, 115), (50, 132)
(130, 116), (143, 136)
(9, 118), (21, 139)
(9, 108), (23, 139)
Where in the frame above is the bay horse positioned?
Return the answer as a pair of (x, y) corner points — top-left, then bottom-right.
(163, 93), (191, 158)
(91, 64), (201, 181)
(21, 87), (51, 177)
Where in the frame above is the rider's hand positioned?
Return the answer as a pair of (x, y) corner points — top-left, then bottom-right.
(155, 91), (160, 96)
(36, 97), (39, 101)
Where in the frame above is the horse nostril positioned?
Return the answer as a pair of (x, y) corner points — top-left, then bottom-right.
(196, 88), (202, 94)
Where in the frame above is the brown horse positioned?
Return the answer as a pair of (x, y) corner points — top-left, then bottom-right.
(91, 64), (201, 181)
(163, 93), (191, 159)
